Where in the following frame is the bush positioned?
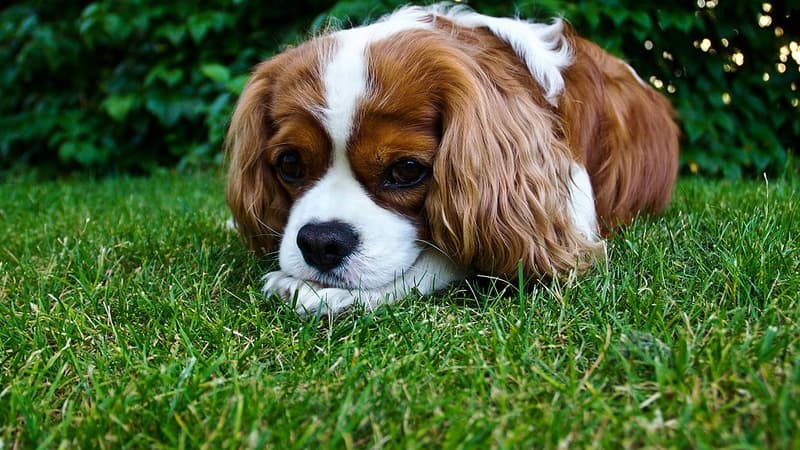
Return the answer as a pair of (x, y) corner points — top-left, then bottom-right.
(556, 0), (799, 178)
(1, 0), (798, 177)
(0, 0), (336, 174)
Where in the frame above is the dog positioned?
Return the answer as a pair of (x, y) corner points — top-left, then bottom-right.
(225, 4), (679, 315)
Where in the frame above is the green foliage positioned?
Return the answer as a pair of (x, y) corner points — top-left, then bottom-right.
(1, 1), (798, 176)
(0, 0), (335, 173)
(553, 0), (799, 178)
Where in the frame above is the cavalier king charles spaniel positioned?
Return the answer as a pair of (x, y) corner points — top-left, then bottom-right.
(225, 4), (679, 315)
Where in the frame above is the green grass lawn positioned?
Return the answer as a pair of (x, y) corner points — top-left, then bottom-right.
(1, 170), (799, 448)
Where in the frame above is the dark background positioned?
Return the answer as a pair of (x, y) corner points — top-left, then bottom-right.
(1, 0), (798, 178)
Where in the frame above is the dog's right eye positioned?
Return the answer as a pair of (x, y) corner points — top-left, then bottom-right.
(276, 150), (305, 184)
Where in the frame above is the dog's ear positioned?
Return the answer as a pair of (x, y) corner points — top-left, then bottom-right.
(225, 57), (289, 254)
(425, 56), (603, 280)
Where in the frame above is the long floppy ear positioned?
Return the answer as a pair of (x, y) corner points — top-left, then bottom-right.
(225, 57), (288, 254)
(425, 54), (604, 280)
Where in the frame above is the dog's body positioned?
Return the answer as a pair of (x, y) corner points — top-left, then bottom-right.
(226, 5), (679, 315)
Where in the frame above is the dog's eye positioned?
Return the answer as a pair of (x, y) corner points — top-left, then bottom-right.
(276, 151), (304, 183)
(384, 159), (429, 189)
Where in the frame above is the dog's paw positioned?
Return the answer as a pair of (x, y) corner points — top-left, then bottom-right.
(262, 271), (366, 316)
(262, 270), (319, 299)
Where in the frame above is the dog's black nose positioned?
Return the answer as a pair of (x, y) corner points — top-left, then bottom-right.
(296, 221), (359, 272)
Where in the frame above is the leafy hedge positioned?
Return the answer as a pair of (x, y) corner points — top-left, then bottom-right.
(1, 0), (798, 177)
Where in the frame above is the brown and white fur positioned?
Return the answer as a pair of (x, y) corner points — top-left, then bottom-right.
(225, 5), (679, 315)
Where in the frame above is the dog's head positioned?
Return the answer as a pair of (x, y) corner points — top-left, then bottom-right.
(226, 6), (675, 294)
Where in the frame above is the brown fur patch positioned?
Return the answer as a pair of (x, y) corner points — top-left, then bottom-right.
(265, 114), (331, 197)
(342, 36), (445, 230)
(560, 27), (680, 232)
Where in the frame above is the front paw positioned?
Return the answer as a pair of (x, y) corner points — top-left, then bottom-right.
(262, 270), (319, 300)
(262, 271), (359, 316)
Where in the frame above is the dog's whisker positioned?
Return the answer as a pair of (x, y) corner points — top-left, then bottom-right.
(252, 230), (281, 239)
(253, 217), (282, 238)
(415, 239), (459, 265)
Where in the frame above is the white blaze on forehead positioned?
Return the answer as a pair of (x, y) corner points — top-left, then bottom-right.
(320, 33), (366, 152)
(321, 10), (432, 152)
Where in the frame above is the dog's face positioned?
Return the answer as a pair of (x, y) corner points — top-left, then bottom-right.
(274, 94), (440, 290)
(233, 27), (446, 292)
(225, 5), (678, 314)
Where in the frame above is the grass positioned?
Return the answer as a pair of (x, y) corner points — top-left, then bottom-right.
(1, 169), (799, 448)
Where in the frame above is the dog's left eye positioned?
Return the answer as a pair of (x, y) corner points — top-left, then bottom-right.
(384, 159), (429, 189)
